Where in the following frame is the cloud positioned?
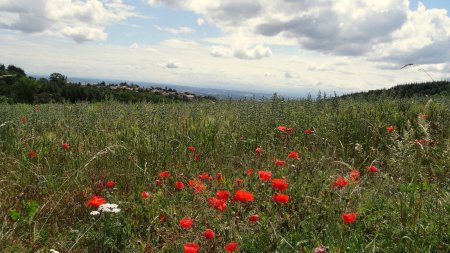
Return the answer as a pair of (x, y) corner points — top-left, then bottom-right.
(154, 25), (195, 34)
(234, 44), (272, 60)
(161, 38), (199, 49)
(210, 46), (232, 58)
(197, 18), (205, 26)
(162, 60), (182, 69)
(0, 0), (135, 43)
(129, 42), (139, 49)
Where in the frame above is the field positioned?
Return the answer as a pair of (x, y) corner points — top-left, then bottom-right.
(0, 96), (449, 252)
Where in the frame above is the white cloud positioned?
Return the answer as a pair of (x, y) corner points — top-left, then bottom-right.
(129, 42), (139, 49)
(197, 18), (205, 26)
(154, 25), (195, 34)
(161, 38), (199, 49)
(210, 46), (232, 58)
(0, 0), (135, 43)
(160, 60), (182, 69)
(233, 44), (272, 60)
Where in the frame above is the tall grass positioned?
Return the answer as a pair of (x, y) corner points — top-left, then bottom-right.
(0, 96), (449, 252)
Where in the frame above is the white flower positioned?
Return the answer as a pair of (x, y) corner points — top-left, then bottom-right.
(97, 203), (120, 213)
(50, 249), (60, 253)
(90, 211), (100, 216)
(111, 208), (121, 213)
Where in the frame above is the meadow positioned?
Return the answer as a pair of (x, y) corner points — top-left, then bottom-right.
(0, 96), (449, 252)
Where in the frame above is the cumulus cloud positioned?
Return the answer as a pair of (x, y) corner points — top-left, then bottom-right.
(162, 60), (182, 69)
(161, 38), (199, 49)
(0, 0), (135, 42)
(234, 44), (272, 60)
(210, 46), (232, 58)
(129, 42), (139, 49)
(197, 18), (205, 26)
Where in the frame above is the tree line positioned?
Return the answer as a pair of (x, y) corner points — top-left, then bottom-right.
(0, 64), (216, 104)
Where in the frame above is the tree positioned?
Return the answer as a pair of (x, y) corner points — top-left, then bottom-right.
(6, 65), (26, 76)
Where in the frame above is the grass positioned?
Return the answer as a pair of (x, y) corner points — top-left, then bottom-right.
(0, 96), (449, 252)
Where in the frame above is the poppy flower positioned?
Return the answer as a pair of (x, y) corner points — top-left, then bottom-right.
(286, 127), (294, 133)
(366, 165), (379, 172)
(341, 212), (357, 223)
(255, 147), (263, 155)
(86, 196), (106, 207)
(197, 172), (212, 180)
(248, 214), (259, 222)
(246, 168), (253, 176)
(179, 217), (193, 229)
(333, 177), (348, 188)
(225, 242), (237, 252)
(233, 189), (254, 202)
(159, 212), (167, 223)
(216, 172), (223, 183)
(204, 228), (215, 239)
(155, 179), (162, 186)
(386, 126), (395, 132)
(189, 179), (207, 194)
(288, 151), (298, 159)
(258, 171), (272, 181)
(159, 171), (170, 178)
(175, 181), (185, 190)
(194, 153), (200, 161)
(183, 243), (199, 253)
(61, 143), (70, 149)
(277, 125), (287, 132)
(273, 193), (289, 204)
(271, 178), (289, 191)
(275, 160), (286, 166)
(305, 129), (312, 134)
(106, 181), (116, 188)
(187, 146), (196, 153)
(28, 150), (36, 158)
(350, 170), (360, 181)
(207, 197), (227, 212)
(235, 178), (244, 185)
(216, 190), (230, 200)
(141, 191), (150, 199)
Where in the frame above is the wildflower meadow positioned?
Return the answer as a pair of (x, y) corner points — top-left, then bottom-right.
(0, 96), (449, 252)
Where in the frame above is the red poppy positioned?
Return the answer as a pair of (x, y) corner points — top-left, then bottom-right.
(288, 151), (299, 159)
(233, 189), (254, 202)
(197, 172), (212, 180)
(141, 191), (150, 199)
(258, 171), (272, 181)
(248, 214), (259, 222)
(216, 172), (223, 183)
(179, 217), (193, 229)
(341, 212), (357, 223)
(366, 165), (379, 172)
(194, 153), (200, 161)
(159, 212), (167, 223)
(225, 242), (237, 252)
(183, 243), (199, 253)
(277, 125), (287, 132)
(188, 146), (196, 153)
(207, 197), (227, 212)
(216, 190), (230, 200)
(333, 177), (348, 188)
(386, 126), (395, 132)
(28, 150), (36, 158)
(350, 169), (360, 181)
(175, 181), (185, 190)
(61, 143), (70, 149)
(204, 228), (215, 239)
(235, 178), (244, 185)
(106, 181), (116, 188)
(189, 179), (207, 194)
(273, 193), (289, 204)
(155, 179), (162, 186)
(246, 168), (253, 176)
(159, 171), (170, 178)
(305, 129), (312, 134)
(271, 178), (289, 191)
(286, 127), (294, 133)
(86, 196), (106, 207)
(255, 147), (263, 155)
(275, 160), (286, 166)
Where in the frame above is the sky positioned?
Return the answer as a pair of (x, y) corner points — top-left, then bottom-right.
(0, 0), (449, 96)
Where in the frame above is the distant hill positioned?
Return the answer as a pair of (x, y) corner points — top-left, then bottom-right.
(0, 64), (216, 104)
(341, 81), (450, 100)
